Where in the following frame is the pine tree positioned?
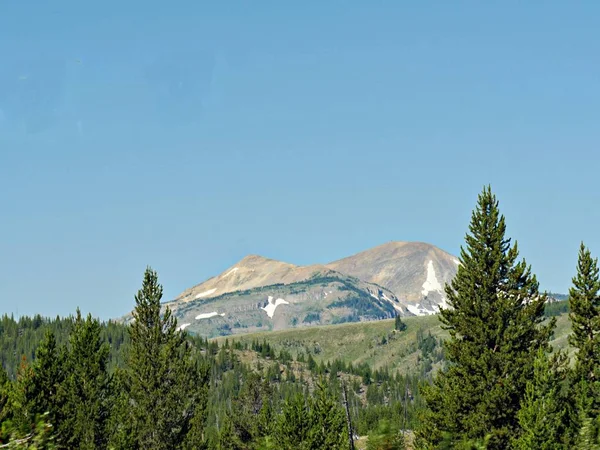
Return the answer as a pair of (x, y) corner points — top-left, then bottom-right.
(183, 363), (210, 450)
(308, 380), (347, 450)
(417, 186), (554, 449)
(569, 243), (600, 418)
(395, 315), (407, 332)
(0, 363), (10, 422)
(57, 309), (111, 449)
(7, 357), (38, 437)
(513, 347), (569, 449)
(30, 331), (64, 432)
(274, 393), (311, 449)
(218, 414), (236, 450)
(114, 267), (206, 450)
(366, 419), (406, 450)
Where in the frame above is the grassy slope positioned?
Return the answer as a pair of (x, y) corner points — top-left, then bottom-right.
(214, 313), (573, 374)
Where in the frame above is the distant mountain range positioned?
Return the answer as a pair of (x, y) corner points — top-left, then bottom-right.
(156, 241), (460, 338)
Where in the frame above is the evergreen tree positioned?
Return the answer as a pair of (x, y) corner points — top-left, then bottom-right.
(569, 243), (600, 418)
(513, 347), (569, 449)
(576, 415), (600, 450)
(57, 310), (111, 449)
(274, 393), (311, 449)
(395, 315), (407, 332)
(366, 419), (406, 450)
(308, 380), (346, 450)
(6, 358), (38, 437)
(113, 267), (206, 450)
(183, 363), (210, 450)
(30, 331), (63, 433)
(0, 363), (10, 422)
(417, 186), (554, 449)
(218, 413), (236, 450)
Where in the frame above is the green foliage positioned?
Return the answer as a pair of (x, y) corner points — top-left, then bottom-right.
(112, 267), (207, 450)
(272, 382), (346, 450)
(57, 309), (111, 449)
(394, 315), (407, 332)
(513, 347), (570, 449)
(308, 380), (346, 449)
(545, 299), (570, 317)
(569, 243), (600, 419)
(273, 393), (312, 448)
(417, 186), (555, 449)
(366, 419), (406, 450)
(0, 365), (9, 422)
(575, 415), (600, 449)
(1, 413), (56, 449)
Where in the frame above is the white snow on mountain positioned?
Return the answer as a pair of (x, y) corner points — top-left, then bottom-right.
(262, 296), (289, 318)
(195, 311), (225, 320)
(195, 288), (217, 299)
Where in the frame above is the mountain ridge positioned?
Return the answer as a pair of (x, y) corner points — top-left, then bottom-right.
(153, 241), (460, 338)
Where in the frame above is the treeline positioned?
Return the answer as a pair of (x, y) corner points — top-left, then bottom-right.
(0, 270), (421, 448)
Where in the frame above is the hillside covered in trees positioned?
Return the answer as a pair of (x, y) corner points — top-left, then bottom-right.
(1, 186), (599, 449)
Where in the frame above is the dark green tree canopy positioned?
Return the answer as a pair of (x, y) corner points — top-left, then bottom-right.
(569, 243), (600, 385)
(417, 186), (554, 449)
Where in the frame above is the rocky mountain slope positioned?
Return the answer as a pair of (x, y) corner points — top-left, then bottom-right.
(164, 254), (407, 338)
(326, 242), (459, 316)
(156, 242), (459, 338)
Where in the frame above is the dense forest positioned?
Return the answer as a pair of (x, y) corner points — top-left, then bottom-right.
(1, 186), (599, 449)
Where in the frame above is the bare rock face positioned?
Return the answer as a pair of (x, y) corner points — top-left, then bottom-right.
(142, 242), (458, 338)
(326, 242), (459, 316)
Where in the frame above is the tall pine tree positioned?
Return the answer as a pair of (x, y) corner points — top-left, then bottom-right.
(57, 309), (111, 449)
(569, 243), (600, 418)
(31, 330), (64, 433)
(113, 267), (207, 450)
(417, 186), (554, 449)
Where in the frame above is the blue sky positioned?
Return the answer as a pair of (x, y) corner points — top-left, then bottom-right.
(0, 1), (598, 319)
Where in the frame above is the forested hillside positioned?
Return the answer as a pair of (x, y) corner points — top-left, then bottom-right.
(1, 186), (599, 449)
(0, 275), (420, 449)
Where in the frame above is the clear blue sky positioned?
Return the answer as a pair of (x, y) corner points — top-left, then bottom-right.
(1, 1), (598, 319)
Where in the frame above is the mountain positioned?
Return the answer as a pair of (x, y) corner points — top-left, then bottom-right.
(326, 241), (459, 316)
(148, 242), (459, 338)
(164, 254), (407, 338)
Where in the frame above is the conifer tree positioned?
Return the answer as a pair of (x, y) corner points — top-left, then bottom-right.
(308, 380), (346, 450)
(0, 363), (10, 422)
(57, 310), (111, 449)
(113, 267), (207, 450)
(274, 393), (311, 448)
(395, 315), (407, 332)
(7, 357), (38, 436)
(417, 186), (554, 449)
(366, 419), (406, 450)
(513, 347), (569, 449)
(30, 331), (64, 432)
(569, 243), (600, 418)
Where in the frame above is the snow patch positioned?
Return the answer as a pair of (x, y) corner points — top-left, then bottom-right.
(422, 261), (443, 296)
(370, 292), (380, 301)
(453, 259), (460, 265)
(223, 268), (239, 278)
(261, 296), (289, 319)
(195, 311), (225, 320)
(406, 303), (437, 316)
(195, 288), (217, 299)
(406, 304), (421, 316)
(177, 323), (191, 331)
(380, 293), (403, 312)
